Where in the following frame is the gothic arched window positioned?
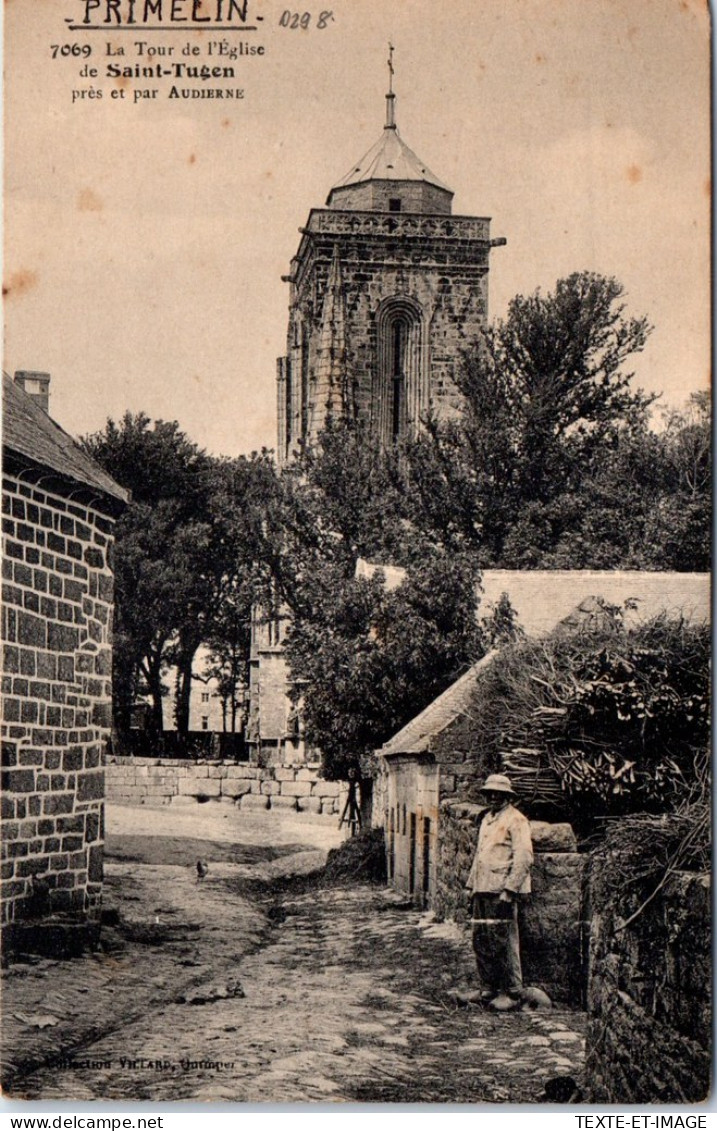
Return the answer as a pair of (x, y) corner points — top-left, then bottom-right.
(375, 297), (425, 447)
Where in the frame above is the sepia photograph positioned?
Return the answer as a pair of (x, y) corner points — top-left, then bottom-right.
(1, 0), (711, 1109)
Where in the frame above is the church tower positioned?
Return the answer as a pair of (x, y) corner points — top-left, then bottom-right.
(277, 55), (505, 465)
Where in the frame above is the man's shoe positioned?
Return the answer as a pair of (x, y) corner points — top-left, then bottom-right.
(488, 993), (520, 1012)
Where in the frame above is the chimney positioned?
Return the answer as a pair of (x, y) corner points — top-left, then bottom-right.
(14, 371), (51, 414)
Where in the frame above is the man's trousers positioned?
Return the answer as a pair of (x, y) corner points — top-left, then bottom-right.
(470, 893), (524, 997)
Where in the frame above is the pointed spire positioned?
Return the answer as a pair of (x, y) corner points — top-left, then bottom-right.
(326, 43), (454, 207)
(385, 42), (396, 130)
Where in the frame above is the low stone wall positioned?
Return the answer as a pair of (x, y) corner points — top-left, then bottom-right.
(436, 801), (587, 1005)
(586, 869), (710, 1103)
(106, 756), (348, 816)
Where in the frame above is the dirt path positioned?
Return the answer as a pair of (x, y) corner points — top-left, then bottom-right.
(3, 805), (586, 1104)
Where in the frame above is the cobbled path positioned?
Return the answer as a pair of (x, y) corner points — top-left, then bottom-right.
(7, 882), (586, 1103)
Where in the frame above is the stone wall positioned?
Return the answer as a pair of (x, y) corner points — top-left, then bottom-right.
(311, 239), (489, 424)
(380, 756), (439, 900)
(106, 756), (349, 816)
(373, 714), (499, 904)
(586, 869), (710, 1103)
(2, 472), (116, 936)
(433, 715), (497, 805)
(328, 181), (453, 215)
(436, 801), (587, 1006)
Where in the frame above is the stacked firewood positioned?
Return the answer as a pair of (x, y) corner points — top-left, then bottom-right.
(499, 705), (567, 805)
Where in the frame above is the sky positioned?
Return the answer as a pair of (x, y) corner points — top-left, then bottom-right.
(4, 0), (711, 458)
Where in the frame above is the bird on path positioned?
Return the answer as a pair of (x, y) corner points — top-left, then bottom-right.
(196, 859), (209, 881)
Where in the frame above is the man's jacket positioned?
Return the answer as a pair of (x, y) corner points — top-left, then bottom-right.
(466, 803), (533, 895)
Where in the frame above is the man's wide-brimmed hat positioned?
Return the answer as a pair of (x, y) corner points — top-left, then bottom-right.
(479, 773), (517, 797)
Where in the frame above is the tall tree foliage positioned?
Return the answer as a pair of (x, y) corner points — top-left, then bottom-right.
(268, 420), (484, 779)
(83, 413), (215, 739)
(403, 272), (663, 565)
(83, 414), (275, 745)
(640, 393), (711, 571)
(201, 452), (281, 734)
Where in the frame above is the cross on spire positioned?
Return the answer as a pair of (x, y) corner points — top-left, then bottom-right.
(385, 42), (396, 129)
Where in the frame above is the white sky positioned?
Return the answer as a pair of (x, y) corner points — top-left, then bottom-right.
(4, 0), (711, 458)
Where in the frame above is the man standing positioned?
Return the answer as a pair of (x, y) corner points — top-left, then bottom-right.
(466, 773), (533, 1010)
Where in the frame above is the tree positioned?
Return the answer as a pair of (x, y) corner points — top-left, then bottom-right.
(402, 272), (655, 565)
(283, 548), (484, 780)
(200, 452), (281, 734)
(201, 597), (250, 734)
(640, 392), (711, 571)
(258, 419), (412, 617)
(83, 413), (219, 743)
(85, 413), (282, 749)
(517, 392), (711, 571)
(267, 419), (485, 779)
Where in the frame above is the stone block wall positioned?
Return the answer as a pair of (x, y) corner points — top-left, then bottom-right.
(328, 181), (453, 215)
(586, 869), (711, 1103)
(320, 245), (489, 423)
(522, 850), (587, 1007)
(280, 211), (493, 463)
(2, 472), (116, 933)
(433, 715), (497, 803)
(435, 801), (586, 1005)
(106, 756), (348, 816)
(379, 756), (439, 900)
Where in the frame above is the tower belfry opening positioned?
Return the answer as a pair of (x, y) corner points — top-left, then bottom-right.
(391, 318), (405, 439)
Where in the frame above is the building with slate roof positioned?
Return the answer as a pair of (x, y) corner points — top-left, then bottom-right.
(2, 372), (128, 952)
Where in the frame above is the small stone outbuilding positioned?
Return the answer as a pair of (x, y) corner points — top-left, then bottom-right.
(373, 568), (709, 1003)
(2, 373), (128, 953)
(375, 567), (709, 903)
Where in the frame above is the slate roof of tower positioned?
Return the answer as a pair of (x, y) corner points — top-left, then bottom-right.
(3, 372), (129, 506)
(331, 125), (451, 194)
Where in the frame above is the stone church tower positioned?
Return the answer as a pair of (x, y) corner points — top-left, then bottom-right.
(276, 69), (505, 465)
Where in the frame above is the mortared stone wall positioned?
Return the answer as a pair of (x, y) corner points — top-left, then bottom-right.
(2, 471), (116, 938)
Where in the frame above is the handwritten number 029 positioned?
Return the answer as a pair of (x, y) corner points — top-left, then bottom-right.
(279, 11), (311, 28)
(279, 11), (333, 29)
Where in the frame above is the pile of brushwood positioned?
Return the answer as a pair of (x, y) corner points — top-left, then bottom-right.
(467, 608), (709, 828)
(587, 746), (709, 967)
(589, 773), (710, 917)
(324, 828), (387, 885)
